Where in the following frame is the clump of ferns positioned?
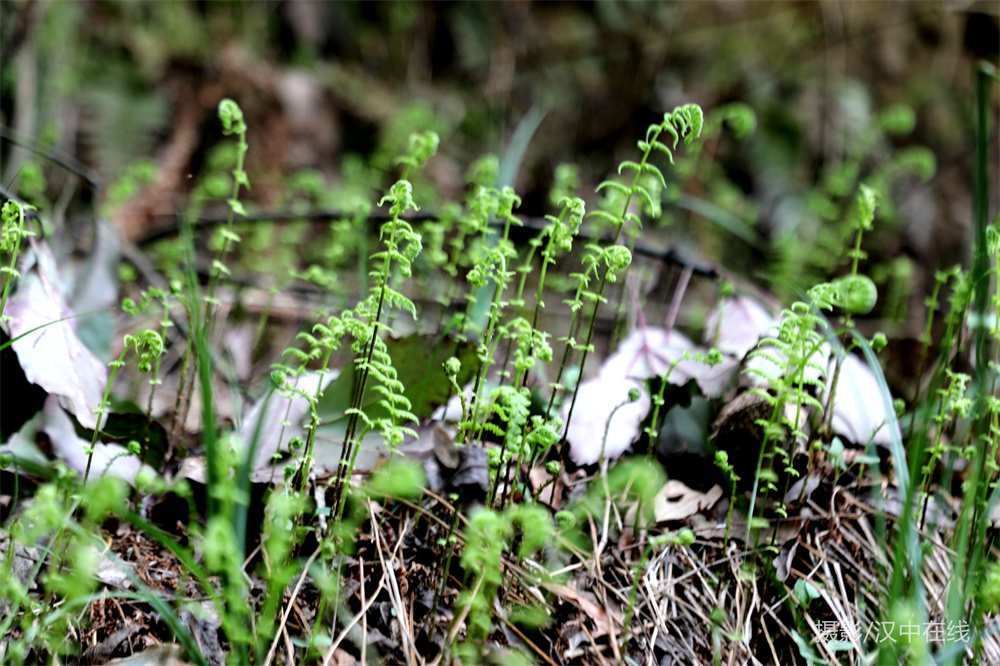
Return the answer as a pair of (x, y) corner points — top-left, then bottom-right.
(458, 242), (514, 438)
(332, 179), (425, 517)
(742, 301), (827, 546)
(443, 157), (503, 335)
(979, 224), (1000, 511)
(918, 368), (975, 529)
(812, 186), (883, 432)
(458, 187), (523, 429)
(446, 155), (501, 274)
(544, 240), (634, 418)
(268, 314), (351, 497)
(556, 105), (703, 431)
(270, 134), (435, 513)
(497, 190), (585, 397)
(742, 187), (887, 544)
(983, 395), (1000, 513)
(419, 201), (462, 306)
(453, 503), (554, 663)
(512, 194), (586, 331)
(482, 318), (561, 506)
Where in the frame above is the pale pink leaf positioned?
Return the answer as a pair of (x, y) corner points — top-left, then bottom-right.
(602, 327), (738, 398)
(827, 353), (900, 447)
(4, 243), (107, 429)
(563, 374), (649, 466)
(43, 396), (155, 485)
(703, 296), (778, 358)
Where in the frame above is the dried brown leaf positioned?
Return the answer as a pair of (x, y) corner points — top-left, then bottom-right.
(654, 480), (724, 522)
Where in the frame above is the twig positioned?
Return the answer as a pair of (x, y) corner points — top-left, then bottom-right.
(323, 558), (387, 663)
(361, 556), (368, 666)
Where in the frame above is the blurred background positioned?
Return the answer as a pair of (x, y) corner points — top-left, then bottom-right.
(1, 0), (998, 391)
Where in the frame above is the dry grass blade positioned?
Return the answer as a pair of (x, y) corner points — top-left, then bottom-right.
(323, 556), (388, 664)
(367, 500), (415, 666)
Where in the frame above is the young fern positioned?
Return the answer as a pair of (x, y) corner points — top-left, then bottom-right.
(453, 504), (553, 662)
(333, 135), (434, 515)
(558, 105), (703, 438)
(0, 200), (36, 324)
(461, 186), (522, 443)
(172, 100), (250, 447)
(84, 330), (164, 485)
(121, 287), (174, 422)
(203, 99), (249, 324)
(919, 369), (973, 528)
(742, 301), (827, 540)
(741, 185), (887, 541)
(516, 195), (586, 337)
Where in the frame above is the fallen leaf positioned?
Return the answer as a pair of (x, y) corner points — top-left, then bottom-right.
(4, 242), (108, 429)
(654, 480), (723, 522)
(603, 326), (738, 397)
(322, 648), (357, 666)
(543, 583), (613, 638)
(42, 395), (157, 485)
(827, 353), (900, 447)
(704, 296), (777, 358)
(563, 373), (649, 465)
(102, 645), (192, 666)
(67, 219), (120, 361)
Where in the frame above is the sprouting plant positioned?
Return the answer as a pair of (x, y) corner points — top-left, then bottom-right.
(0, 200), (36, 324)
(909, 265), (963, 422)
(674, 101), (757, 183)
(544, 241), (634, 416)
(463, 186), (523, 430)
(330, 135), (433, 517)
(203, 99), (249, 323)
(84, 330), (164, 485)
(714, 451), (740, 551)
(452, 503), (553, 662)
(742, 300), (827, 539)
(121, 287), (174, 418)
(255, 490), (306, 661)
(441, 155), (499, 284)
(515, 195), (585, 334)
(815, 185), (881, 431)
(169, 100), (250, 447)
(919, 369), (973, 529)
(268, 368), (322, 497)
(558, 104), (703, 436)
